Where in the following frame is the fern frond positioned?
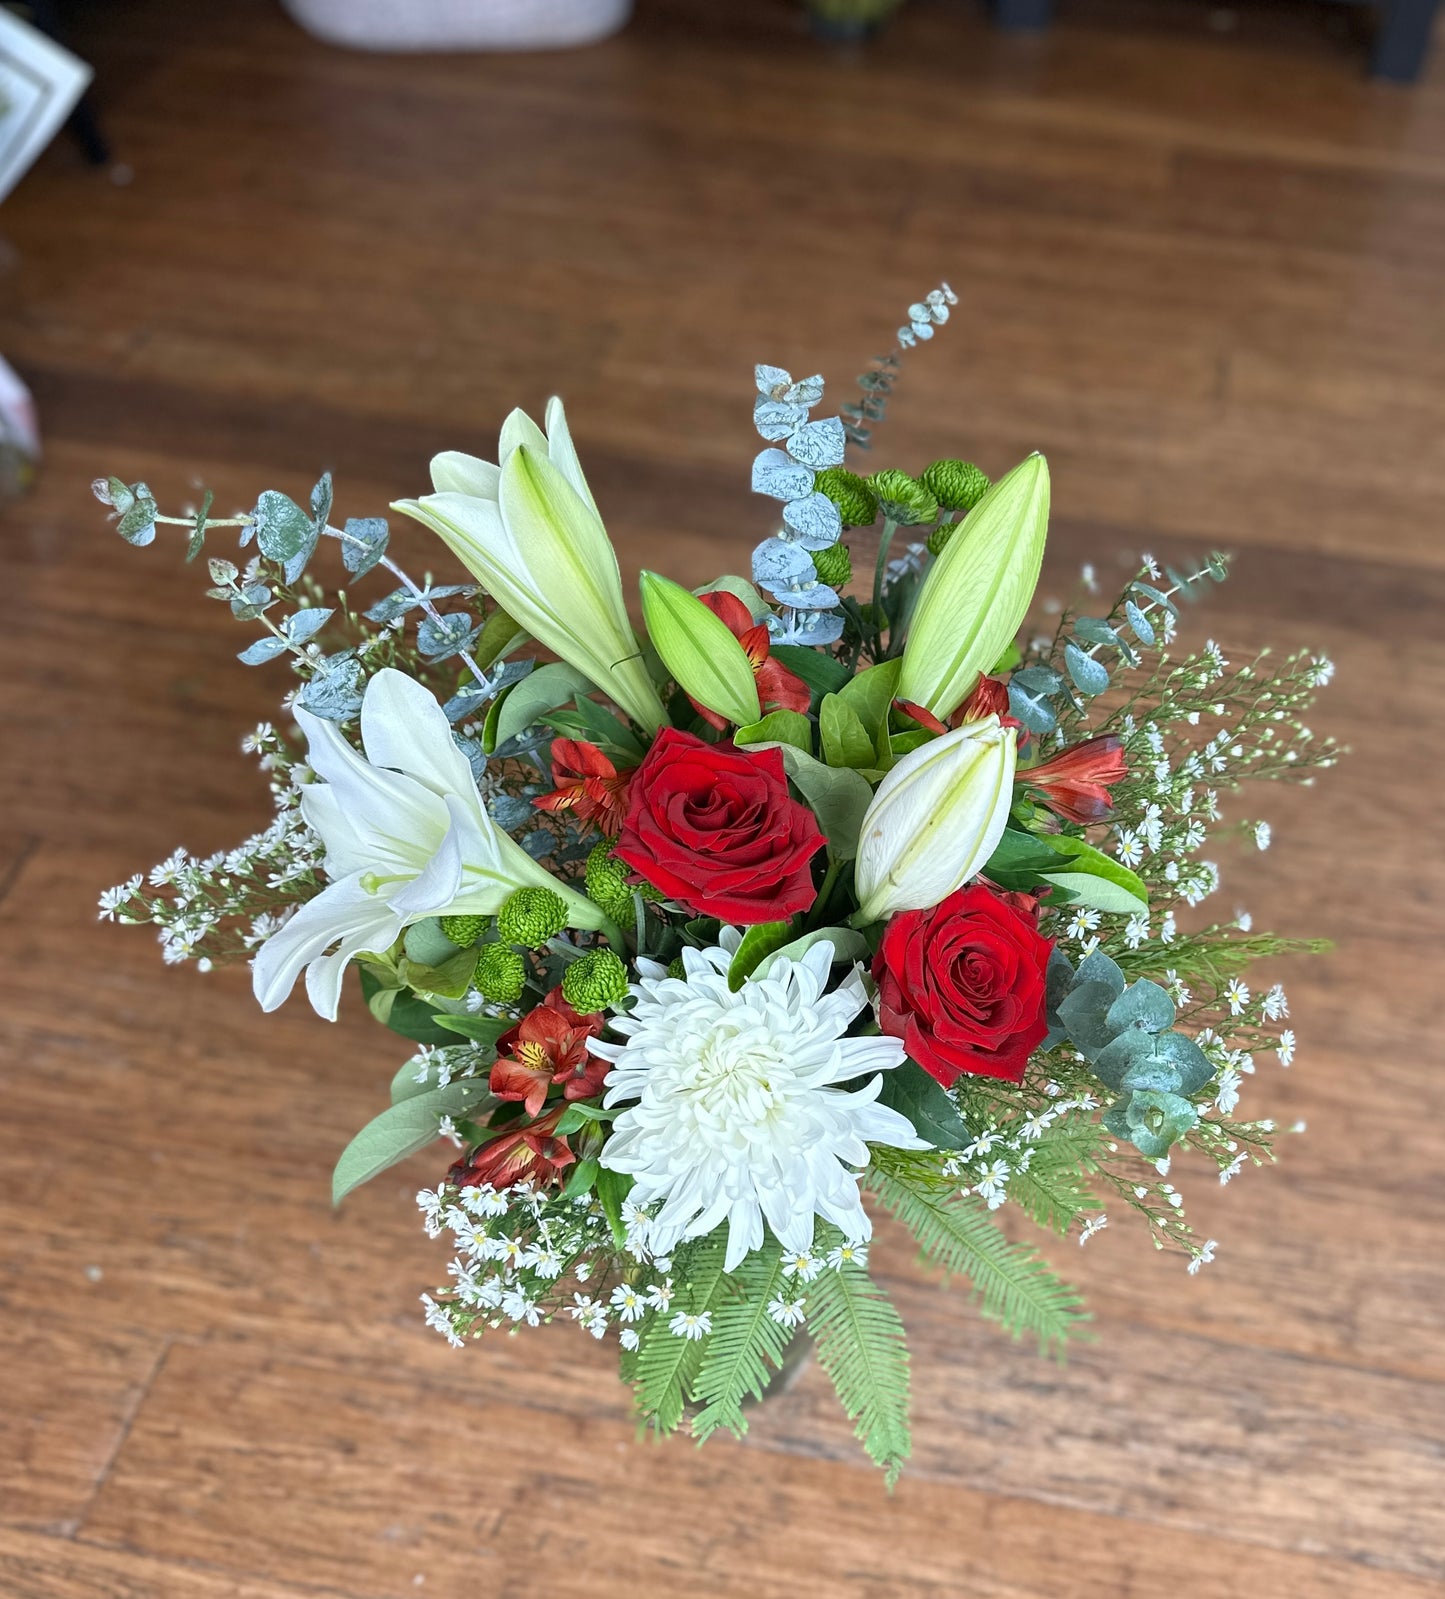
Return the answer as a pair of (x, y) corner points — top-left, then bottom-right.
(806, 1246), (911, 1487)
(632, 1233), (730, 1435)
(867, 1162), (1090, 1355)
(690, 1241), (793, 1442)
(1006, 1123), (1106, 1234)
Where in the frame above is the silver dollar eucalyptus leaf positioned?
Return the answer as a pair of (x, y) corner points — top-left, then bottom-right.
(782, 492), (842, 550)
(751, 447), (815, 502)
(768, 577), (839, 611)
(754, 397), (807, 441)
(751, 536), (817, 591)
(786, 417), (846, 470)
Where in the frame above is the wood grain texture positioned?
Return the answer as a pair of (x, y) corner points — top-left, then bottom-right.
(1, 0), (1442, 1594)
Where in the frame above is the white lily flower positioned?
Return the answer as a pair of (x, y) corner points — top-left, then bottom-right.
(252, 668), (602, 1020)
(854, 715), (1017, 923)
(392, 399), (667, 733)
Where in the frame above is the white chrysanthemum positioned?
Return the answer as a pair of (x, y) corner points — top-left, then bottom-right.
(592, 936), (928, 1271)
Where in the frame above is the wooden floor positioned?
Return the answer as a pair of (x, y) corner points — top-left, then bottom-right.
(2, 0), (1443, 1593)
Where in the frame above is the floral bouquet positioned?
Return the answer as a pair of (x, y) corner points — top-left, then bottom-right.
(99, 286), (1337, 1480)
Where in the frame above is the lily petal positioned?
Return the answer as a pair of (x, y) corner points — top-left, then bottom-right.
(359, 667), (478, 801)
(252, 872), (400, 1018)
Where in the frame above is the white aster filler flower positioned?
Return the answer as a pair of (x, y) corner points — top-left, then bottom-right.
(252, 668), (604, 1019)
(593, 936), (928, 1272)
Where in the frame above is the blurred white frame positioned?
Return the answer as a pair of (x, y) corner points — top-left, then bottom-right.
(0, 10), (91, 205)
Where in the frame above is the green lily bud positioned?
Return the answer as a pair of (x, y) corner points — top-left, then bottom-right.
(473, 942), (526, 1004)
(865, 469), (939, 527)
(898, 454), (1050, 719)
(640, 570), (762, 728)
(813, 468), (878, 528)
(811, 543), (852, 589)
(561, 948), (630, 1013)
(921, 459), (991, 513)
(497, 886), (569, 948)
(439, 914), (487, 948)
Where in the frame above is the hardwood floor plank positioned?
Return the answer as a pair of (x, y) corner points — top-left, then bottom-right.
(0, 1527), (369, 1599)
(78, 1341), (1443, 1599)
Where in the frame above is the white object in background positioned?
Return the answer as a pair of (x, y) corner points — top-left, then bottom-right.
(0, 11), (92, 204)
(280, 0), (632, 51)
(0, 353), (40, 500)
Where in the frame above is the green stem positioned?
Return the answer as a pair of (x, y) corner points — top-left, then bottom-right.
(872, 518), (898, 614)
(805, 859), (845, 931)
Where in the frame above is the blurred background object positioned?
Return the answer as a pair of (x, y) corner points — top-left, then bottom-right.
(0, 4), (90, 502)
(280, 0), (633, 51)
(0, 6), (90, 203)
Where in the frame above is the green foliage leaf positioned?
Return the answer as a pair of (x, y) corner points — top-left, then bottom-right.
(756, 926), (869, 979)
(777, 746), (873, 861)
(770, 644), (852, 702)
(1056, 980), (1122, 1059)
(867, 1164), (1089, 1356)
(595, 1166), (634, 1246)
(875, 1061), (971, 1149)
(472, 601), (528, 672)
(490, 662), (595, 750)
(1037, 836), (1148, 916)
(429, 1014), (511, 1049)
(1063, 642), (1110, 697)
(252, 489), (313, 563)
(983, 826), (1069, 892)
(734, 709), (813, 753)
(358, 966), (463, 1047)
(340, 516), (389, 577)
(333, 1080), (493, 1204)
(727, 920), (797, 991)
(837, 658), (902, 749)
(819, 693), (876, 769)
(1105, 978), (1174, 1035)
(806, 1247), (912, 1486)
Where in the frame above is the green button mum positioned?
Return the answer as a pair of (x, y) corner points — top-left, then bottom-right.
(473, 942), (526, 1004)
(497, 886), (569, 948)
(812, 467), (878, 528)
(865, 469), (939, 527)
(561, 948), (629, 1013)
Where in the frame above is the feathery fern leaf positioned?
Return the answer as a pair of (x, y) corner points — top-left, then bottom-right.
(1006, 1123), (1107, 1234)
(867, 1162), (1089, 1355)
(807, 1243), (911, 1486)
(631, 1232), (730, 1434)
(690, 1240), (794, 1441)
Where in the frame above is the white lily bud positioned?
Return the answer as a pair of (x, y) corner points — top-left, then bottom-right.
(854, 716), (1017, 923)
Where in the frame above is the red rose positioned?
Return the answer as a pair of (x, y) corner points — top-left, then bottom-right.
(614, 727), (826, 923)
(874, 884), (1053, 1086)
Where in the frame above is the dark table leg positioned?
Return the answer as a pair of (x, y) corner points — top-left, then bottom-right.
(1371, 0), (1440, 80)
(993, 0), (1055, 30)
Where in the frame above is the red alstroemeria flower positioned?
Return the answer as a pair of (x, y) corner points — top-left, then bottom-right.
(490, 988), (609, 1117)
(1019, 734), (1128, 825)
(894, 675), (1017, 738)
(534, 737), (634, 836)
(450, 1104), (576, 1192)
(690, 590), (811, 731)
